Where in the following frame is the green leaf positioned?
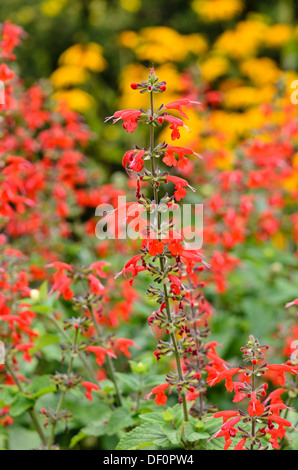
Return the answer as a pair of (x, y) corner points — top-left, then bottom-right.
(10, 395), (35, 417)
(181, 422), (209, 442)
(105, 407), (134, 435)
(30, 305), (54, 314)
(8, 426), (41, 450)
(69, 432), (87, 449)
(116, 422), (171, 450)
(139, 411), (165, 424)
(29, 334), (60, 354)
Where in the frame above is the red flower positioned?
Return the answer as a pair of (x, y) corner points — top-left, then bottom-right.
(148, 239), (164, 257)
(247, 392), (265, 417)
(81, 381), (100, 401)
(87, 345), (117, 366)
(206, 367), (240, 391)
(105, 109), (141, 133)
(166, 175), (195, 201)
(266, 364), (298, 386)
(113, 338), (137, 358)
(144, 383), (170, 406)
(163, 115), (189, 141)
(162, 145), (202, 168)
(164, 99), (200, 120)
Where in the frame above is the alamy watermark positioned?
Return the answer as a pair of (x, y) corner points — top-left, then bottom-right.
(0, 341), (5, 365)
(0, 80), (5, 105)
(291, 80), (298, 105)
(95, 196), (203, 249)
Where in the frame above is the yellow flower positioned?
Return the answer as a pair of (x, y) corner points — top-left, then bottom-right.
(201, 56), (230, 82)
(50, 66), (89, 88)
(283, 170), (298, 192)
(240, 58), (281, 86)
(119, 27), (207, 63)
(52, 89), (95, 112)
(192, 0), (243, 22)
(120, 0), (142, 12)
(118, 30), (140, 49)
(265, 24), (293, 48)
(41, 0), (68, 17)
(59, 43), (107, 72)
(214, 19), (269, 59)
(223, 85), (275, 109)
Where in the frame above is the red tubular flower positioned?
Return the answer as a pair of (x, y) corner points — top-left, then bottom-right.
(114, 254), (146, 284)
(81, 381), (100, 401)
(206, 367), (240, 391)
(112, 338), (137, 358)
(266, 364), (298, 386)
(144, 383), (170, 406)
(166, 175), (195, 201)
(87, 345), (117, 366)
(164, 99), (201, 120)
(105, 109), (141, 133)
(234, 438), (247, 450)
(147, 238), (164, 257)
(163, 115), (189, 141)
(162, 145), (202, 168)
(46, 262), (74, 300)
(247, 392), (265, 417)
(168, 274), (183, 295)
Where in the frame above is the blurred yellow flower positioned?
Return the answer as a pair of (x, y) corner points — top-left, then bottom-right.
(210, 108), (265, 139)
(283, 170), (298, 192)
(41, 0), (68, 17)
(192, 0), (243, 22)
(223, 85), (275, 109)
(50, 66), (89, 88)
(52, 89), (95, 112)
(213, 149), (234, 170)
(120, 0), (142, 12)
(119, 31), (140, 49)
(59, 43), (107, 72)
(119, 27), (207, 63)
(201, 56), (229, 82)
(240, 58), (281, 86)
(265, 24), (293, 48)
(215, 19), (269, 59)
(292, 152), (298, 168)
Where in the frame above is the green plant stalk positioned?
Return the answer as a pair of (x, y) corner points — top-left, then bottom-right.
(47, 328), (79, 449)
(47, 313), (114, 409)
(149, 91), (188, 422)
(88, 304), (123, 407)
(250, 363), (256, 451)
(5, 360), (47, 446)
(47, 313), (98, 383)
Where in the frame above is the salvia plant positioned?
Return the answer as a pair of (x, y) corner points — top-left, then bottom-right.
(0, 26), (297, 451)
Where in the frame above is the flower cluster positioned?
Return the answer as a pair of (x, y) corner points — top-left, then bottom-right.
(206, 335), (298, 450)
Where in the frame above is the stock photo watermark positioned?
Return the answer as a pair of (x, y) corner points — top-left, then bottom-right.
(0, 80), (5, 105)
(94, 196), (203, 249)
(291, 80), (298, 105)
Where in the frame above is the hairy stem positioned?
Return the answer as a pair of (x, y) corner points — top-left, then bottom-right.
(47, 328), (78, 449)
(88, 304), (123, 407)
(149, 91), (188, 422)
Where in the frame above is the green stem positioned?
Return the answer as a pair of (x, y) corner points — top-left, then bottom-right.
(47, 314), (99, 384)
(47, 328), (78, 449)
(250, 364), (256, 451)
(88, 305), (123, 407)
(5, 360), (47, 446)
(149, 90), (188, 422)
